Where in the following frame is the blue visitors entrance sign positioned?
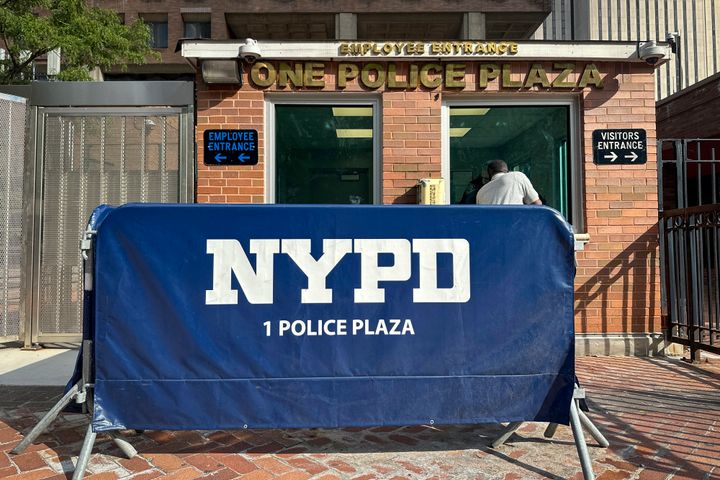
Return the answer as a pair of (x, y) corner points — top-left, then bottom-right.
(204, 129), (258, 165)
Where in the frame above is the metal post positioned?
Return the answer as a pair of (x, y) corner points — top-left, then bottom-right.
(81, 339), (92, 414)
(676, 140), (685, 208)
(11, 382), (81, 454)
(658, 141), (669, 316)
(20, 105), (39, 349)
(569, 399), (595, 480)
(25, 106), (46, 349)
(108, 431), (137, 459)
(543, 423), (559, 438)
(491, 422), (522, 448)
(689, 221), (701, 362)
(72, 423), (96, 480)
(578, 409), (610, 448)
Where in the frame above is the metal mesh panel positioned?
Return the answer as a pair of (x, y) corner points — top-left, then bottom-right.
(0, 95), (27, 340)
(38, 112), (181, 337)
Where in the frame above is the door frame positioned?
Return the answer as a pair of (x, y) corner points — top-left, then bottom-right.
(265, 93), (382, 205)
(441, 95), (583, 231)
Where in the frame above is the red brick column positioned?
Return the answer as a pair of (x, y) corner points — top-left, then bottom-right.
(577, 63), (660, 335)
(382, 91), (441, 204)
(196, 77), (265, 204)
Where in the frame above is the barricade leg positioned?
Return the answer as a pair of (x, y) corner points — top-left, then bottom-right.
(578, 409), (610, 448)
(108, 431), (137, 459)
(11, 382), (81, 454)
(72, 423), (96, 480)
(569, 399), (595, 480)
(491, 422), (523, 448)
(490, 385), (604, 479)
(543, 423), (559, 438)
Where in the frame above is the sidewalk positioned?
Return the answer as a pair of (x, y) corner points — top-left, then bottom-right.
(1, 356), (719, 479)
(0, 347), (76, 386)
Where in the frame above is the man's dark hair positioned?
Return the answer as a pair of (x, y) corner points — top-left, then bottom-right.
(487, 159), (509, 178)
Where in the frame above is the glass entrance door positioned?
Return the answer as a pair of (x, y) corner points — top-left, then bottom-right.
(275, 104), (376, 204)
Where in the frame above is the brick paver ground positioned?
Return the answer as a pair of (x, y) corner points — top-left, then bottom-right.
(1, 356), (719, 480)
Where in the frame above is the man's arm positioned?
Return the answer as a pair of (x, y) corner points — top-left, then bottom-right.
(520, 173), (541, 205)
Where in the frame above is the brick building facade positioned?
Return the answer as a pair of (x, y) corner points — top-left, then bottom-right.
(657, 71), (720, 139)
(184, 40), (666, 354)
(90, 0), (551, 78)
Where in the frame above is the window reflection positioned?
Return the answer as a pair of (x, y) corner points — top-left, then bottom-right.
(450, 105), (571, 219)
(275, 105), (374, 204)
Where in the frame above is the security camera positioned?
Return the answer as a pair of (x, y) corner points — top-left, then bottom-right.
(665, 32), (679, 53)
(239, 38), (261, 63)
(638, 40), (666, 65)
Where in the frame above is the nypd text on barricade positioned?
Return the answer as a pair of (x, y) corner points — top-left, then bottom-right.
(205, 238), (471, 305)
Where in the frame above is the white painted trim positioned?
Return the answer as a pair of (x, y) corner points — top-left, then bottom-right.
(440, 101), (450, 204)
(441, 95), (584, 230)
(264, 93), (382, 205)
(182, 40), (671, 64)
(264, 98), (274, 204)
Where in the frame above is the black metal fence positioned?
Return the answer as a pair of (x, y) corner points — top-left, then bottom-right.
(662, 204), (720, 359)
(659, 139), (720, 211)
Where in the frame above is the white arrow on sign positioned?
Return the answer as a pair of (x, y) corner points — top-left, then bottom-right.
(603, 152), (618, 162)
(624, 152), (638, 162)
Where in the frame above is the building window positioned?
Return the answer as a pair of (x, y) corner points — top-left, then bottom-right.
(447, 104), (573, 221)
(184, 21), (211, 39)
(144, 18), (168, 49)
(272, 103), (378, 204)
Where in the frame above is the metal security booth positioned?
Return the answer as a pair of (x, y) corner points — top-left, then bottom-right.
(0, 82), (195, 347)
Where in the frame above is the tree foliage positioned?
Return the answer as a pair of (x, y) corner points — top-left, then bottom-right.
(0, 0), (155, 83)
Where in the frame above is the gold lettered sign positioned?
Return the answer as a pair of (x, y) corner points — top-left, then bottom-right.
(338, 41), (520, 56)
(249, 62), (604, 90)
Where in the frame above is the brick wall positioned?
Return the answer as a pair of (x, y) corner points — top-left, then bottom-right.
(579, 63), (660, 335)
(195, 60), (661, 335)
(657, 71), (720, 139)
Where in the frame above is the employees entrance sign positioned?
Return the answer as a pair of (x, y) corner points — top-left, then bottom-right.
(81, 204), (575, 431)
(592, 129), (647, 165)
(204, 129), (258, 165)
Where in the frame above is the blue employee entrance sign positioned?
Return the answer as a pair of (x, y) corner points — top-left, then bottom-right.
(592, 128), (647, 165)
(75, 204), (575, 432)
(204, 129), (258, 165)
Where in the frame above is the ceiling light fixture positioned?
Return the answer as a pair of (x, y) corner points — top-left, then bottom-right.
(336, 129), (373, 138)
(450, 108), (490, 116)
(450, 128), (471, 137)
(201, 59), (242, 84)
(332, 107), (373, 117)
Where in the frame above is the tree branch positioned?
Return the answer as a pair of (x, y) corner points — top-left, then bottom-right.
(2, 34), (19, 69)
(4, 47), (51, 82)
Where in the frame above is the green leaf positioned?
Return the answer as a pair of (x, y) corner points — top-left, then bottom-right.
(0, 0), (155, 83)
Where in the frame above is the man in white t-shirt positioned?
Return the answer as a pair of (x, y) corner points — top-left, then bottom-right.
(475, 160), (542, 205)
